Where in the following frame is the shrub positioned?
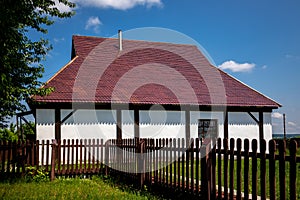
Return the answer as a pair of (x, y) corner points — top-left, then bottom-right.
(25, 166), (49, 182)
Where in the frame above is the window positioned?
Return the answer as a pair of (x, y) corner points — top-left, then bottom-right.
(198, 119), (218, 139)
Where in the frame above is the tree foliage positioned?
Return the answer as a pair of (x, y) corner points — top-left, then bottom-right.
(0, 122), (35, 141)
(0, 0), (75, 126)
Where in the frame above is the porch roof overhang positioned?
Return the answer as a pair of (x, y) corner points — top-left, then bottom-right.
(29, 101), (277, 113)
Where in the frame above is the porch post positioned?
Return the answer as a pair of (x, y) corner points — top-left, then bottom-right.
(185, 106), (191, 147)
(224, 110), (229, 139)
(55, 109), (61, 140)
(134, 108), (140, 139)
(116, 109), (122, 140)
(259, 111), (264, 141)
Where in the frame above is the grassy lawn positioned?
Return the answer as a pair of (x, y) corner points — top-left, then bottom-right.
(157, 157), (300, 199)
(0, 176), (162, 200)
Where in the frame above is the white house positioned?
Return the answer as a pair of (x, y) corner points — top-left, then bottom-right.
(30, 33), (281, 146)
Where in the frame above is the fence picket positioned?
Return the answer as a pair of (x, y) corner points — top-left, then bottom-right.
(181, 138), (185, 191)
(236, 138), (242, 200)
(46, 140), (50, 171)
(244, 139), (250, 200)
(100, 139), (104, 173)
(71, 139), (75, 176)
(195, 138), (200, 196)
(41, 140), (44, 170)
(21, 141), (26, 174)
(269, 140), (276, 200)
(279, 140), (286, 200)
(223, 138), (229, 200)
(190, 138), (194, 193)
(35, 140), (39, 168)
(169, 138), (173, 188)
(177, 138), (181, 190)
(211, 138), (217, 198)
(260, 139), (267, 200)
(165, 138), (169, 186)
(289, 140), (297, 200)
(229, 138), (235, 200)
(96, 139), (99, 173)
(75, 139), (79, 175)
(67, 139), (71, 175)
(217, 138), (222, 200)
(252, 139), (258, 200)
(172, 138), (176, 188)
(186, 138), (189, 192)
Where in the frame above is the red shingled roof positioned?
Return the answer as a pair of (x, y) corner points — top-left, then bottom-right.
(32, 35), (280, 108)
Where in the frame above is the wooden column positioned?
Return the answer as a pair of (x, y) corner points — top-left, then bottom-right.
(55, 109), (61, 140)
(259, 111), (264, 141)
(185, 107), (190, 147)
(116, 109), (122, 140)
(134, 108), (140, 139)
(224, 110), (229, 139)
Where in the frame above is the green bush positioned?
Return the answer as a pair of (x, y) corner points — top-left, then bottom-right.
(25, 166), (49, 182)
(0, 124), (18, 142)
(0, 122), (35, 142)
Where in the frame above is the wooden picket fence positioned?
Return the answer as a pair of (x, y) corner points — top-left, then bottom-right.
(0, 140), (40, 177)
(0, 138), (299, 200)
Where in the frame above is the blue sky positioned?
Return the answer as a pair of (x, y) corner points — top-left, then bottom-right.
(31, 0), (300, 134)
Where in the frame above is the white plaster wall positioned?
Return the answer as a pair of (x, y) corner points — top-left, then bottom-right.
(36, 109), (55, 141)
(36, 109), (273, 145)
(61, 123), (116, 141)
(36, 109), (274, 163)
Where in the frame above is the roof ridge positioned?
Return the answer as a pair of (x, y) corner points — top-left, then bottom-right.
(72, 35), (197, 47)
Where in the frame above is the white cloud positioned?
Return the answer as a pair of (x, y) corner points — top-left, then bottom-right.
(218, 60), (255, 72)
(72, 0), (163, 10)
(288, 121), (297, 126)
(272, 112), (283, 119)
(85, 16), (102, 33)
(53, 37), (65, 43)
(53, 0), (73, 12)
(262, 65), (267, 69)
(285, 54), (300, 60)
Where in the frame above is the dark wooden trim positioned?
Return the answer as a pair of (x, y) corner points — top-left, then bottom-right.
(134, 109), (140, 139)
(116, 109), (122, 140)
(247, 112), (259, 124)
(224, 110), (228, 139)
(185, 108), (190, 147)
(259, 111), (264, 140)
(61, 109), (78, 124)
(16, 110), (33, 117)
(55, 109), (61, 140)
(32, 102), (277, 112)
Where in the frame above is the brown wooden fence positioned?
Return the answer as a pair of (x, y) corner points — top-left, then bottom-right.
(0, 140), (40, 177)
(0, 138), (299, 200)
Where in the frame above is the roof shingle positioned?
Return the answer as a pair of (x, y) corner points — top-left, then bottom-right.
(32, 35), (280, 108)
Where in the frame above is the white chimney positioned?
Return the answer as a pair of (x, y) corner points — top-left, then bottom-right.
(118, 30), (122, 51)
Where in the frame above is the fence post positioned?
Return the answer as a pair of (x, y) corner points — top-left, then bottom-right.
(289, 140), (297, 200)
(269, 140), (276, 200)
(105, 140), (110, 176)
(201, 138), (212, 200)
(138, 139), (146, 188)
(50, 139), (57, 181)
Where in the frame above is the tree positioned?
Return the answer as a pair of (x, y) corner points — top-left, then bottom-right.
(0, 0), (75, 127)
(0, 122), (35, 141)
(0, 124), (19, 142)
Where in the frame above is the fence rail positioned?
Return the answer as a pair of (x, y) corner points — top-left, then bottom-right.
(0, 138), (299, 200)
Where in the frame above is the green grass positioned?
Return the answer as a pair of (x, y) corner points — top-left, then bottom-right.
(156, 157), (300, 199)
(0, 176), (162, 200)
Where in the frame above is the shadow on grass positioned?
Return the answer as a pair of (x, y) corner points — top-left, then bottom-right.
(101, 174), (205, 200)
